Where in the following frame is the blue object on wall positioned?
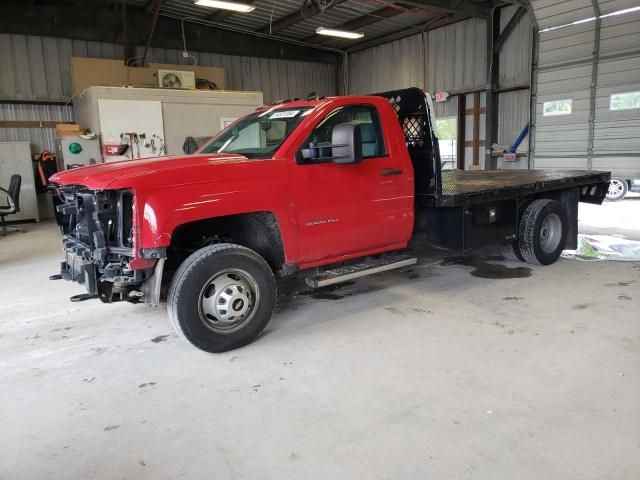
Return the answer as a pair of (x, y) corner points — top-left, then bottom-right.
(509, 124), (529, 153)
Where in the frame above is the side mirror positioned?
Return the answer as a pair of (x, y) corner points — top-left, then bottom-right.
(331, 123), (362, 164)
(301, 145), (319, 160)
(259, 119), (272, 131)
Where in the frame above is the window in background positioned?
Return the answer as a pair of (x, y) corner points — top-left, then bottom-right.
(435, 117), (457, 170)
(543, 99), (573, 116)
(610, 91), (640, 111)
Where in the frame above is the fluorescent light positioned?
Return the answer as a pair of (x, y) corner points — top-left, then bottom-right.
(195, 0), (255, 13)
(316, 27), (364, 39)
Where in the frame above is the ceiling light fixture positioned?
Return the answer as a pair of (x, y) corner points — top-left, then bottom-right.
(316, 27), (364, 39)
(195, 0), (255, 13)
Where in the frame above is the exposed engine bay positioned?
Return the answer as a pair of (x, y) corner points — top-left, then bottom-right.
(54, 185), (157, 303)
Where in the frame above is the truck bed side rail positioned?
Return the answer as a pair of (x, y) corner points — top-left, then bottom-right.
(372, 88), (442, 195)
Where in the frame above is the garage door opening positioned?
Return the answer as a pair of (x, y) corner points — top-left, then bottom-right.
(435, 117), (457, 170)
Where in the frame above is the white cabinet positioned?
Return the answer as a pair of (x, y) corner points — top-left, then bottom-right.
(0, 142), (39, 222)
(74, 87), (264, 159)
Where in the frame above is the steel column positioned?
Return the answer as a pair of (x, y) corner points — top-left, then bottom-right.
(485, 7), (500, 170)
(528, 20), (539, 169)
(587, 0), (602, 170)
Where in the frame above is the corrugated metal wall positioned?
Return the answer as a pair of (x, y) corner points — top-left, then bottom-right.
(348, 35), (425, 97)
(529, 0), (639, 27)
(533, 21), (595, 167)
(0, 33), (335, 153)
(0, 34), (336, 103)
(0, 104), (73, 154)
(499, 6), (532, 89)
(346, 16), (488, 146)
(497, 89), (531, 169)
(530, 3), (640, 177)
(425, 18), (487, 94)
(592, 12), (640, 177)
(348, 13), (533, 169)
(530, 0), (595, 30)
(348, 18), (488, 97)
(497, 5), (532, 169)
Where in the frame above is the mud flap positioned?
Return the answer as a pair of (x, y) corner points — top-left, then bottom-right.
(141, 257), (166, 307)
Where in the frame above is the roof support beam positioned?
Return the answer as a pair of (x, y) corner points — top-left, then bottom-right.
(494, 6), (526, 51)
(258, 0), (349, 34)
(395, 0), (489, 18)
(205, 11), (236, 22)
(0, 3), (341, 64)
(346, 12), (467, 53)
(144, 0), (166, 14)
(141, 0), (163, 66)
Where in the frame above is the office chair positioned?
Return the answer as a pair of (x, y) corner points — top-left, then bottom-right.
(0, 174), (25, 236)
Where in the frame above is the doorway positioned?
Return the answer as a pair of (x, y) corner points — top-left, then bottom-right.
(435, 116), (457, 170)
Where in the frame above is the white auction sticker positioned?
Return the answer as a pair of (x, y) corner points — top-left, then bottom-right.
(269, 110), (300, 119)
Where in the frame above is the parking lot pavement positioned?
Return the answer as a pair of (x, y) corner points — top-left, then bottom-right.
(579, 193), (640, 240)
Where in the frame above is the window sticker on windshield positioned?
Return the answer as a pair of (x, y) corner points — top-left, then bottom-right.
(269, 110), (300, 119)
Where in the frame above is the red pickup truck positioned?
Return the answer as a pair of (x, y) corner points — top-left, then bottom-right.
(51, 88), (610, 352)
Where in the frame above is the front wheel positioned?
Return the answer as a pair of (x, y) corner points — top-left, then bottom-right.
(168, 244), (276, 353)
(605, 179), (628, 201)
(518, 199), (568, 266)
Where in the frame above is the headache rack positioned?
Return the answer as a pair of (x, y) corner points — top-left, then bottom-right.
(373, 87), (442, 196)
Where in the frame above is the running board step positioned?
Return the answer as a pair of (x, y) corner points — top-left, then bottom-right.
(306, 255), (417, 288)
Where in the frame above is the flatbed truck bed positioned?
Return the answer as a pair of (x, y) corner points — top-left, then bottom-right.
(427, 169), (611, 207)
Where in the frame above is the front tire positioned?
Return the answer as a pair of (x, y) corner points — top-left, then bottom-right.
(518, 199), (568, 266)
(168, 244), (276, 353)
(605, 179), (628, 201)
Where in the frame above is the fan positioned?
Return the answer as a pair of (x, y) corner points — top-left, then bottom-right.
(161, 73), (182, 89)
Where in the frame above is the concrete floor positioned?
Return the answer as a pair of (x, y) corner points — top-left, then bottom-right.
(1, 202), (639, 480)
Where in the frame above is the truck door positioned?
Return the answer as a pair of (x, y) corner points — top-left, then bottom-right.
(290, 103), (414, 263)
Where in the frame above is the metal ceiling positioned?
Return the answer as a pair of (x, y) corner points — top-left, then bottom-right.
(134, 0), (493, 51)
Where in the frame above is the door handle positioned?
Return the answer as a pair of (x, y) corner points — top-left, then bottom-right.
(381, 168), (403, 176)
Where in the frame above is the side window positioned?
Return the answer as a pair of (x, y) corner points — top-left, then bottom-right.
(300, 105), (385, 161)
(610, 91), (640, 111)
(543, 99), (573, 117)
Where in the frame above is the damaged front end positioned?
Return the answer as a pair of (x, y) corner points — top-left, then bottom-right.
(54, 185), (163, 304)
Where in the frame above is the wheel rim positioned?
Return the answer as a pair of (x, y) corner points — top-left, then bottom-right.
(540, 213), (562, 254)
(607, 180), (624, 198)
(198, 269), (259, 334)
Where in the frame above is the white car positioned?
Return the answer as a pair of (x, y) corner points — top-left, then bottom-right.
(606, 179), (640, 201)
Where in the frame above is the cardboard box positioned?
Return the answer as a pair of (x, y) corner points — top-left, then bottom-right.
(56, 123), (84, 137)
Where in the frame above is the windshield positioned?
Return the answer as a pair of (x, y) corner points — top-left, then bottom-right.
(200, 107), (314, 158)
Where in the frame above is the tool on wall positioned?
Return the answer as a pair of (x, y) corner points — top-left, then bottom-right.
(110, 132), (165, 160)
(121, 132), (140, 159)
(150, 134), (165, 155)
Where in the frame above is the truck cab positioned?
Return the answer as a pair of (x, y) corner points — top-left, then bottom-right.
(51, 88), (610, 353)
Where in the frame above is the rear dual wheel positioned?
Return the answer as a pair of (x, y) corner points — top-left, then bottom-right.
(500, 242), (523, 262)
(502, 199), (567, 266)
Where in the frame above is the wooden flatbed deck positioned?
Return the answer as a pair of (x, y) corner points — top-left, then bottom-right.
(422, 169), (610, 207)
